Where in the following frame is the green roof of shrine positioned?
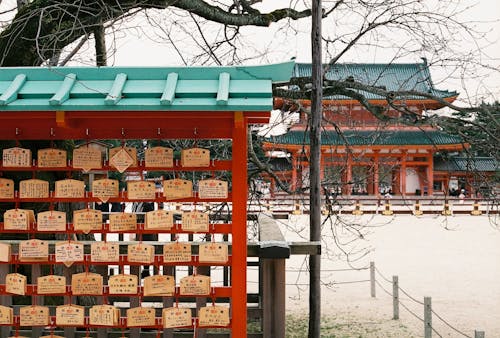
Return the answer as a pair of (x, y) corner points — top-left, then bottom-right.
(434, 157), (499, 172)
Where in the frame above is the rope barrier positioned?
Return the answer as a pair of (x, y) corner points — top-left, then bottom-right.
(398, 286), (425, 305)
(399, 300), (425, 323)
(374, 267), (392, 283)
(431, 309), (473, 338)
(374, 280), (393, 297)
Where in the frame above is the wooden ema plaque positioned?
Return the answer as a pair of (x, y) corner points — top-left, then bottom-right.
(179, 275), (210, 295)
(56, 304), (85, 326)
(38, 148), (67, 168)
(71, 272), (103, 295)
(145, 209), (174, 230)
(5, 273), (27, 295)
(55, 179), (85, 198)
(182, 211), (209, 232)
(19, 179), (49, 199)
(91, 242), (119, 262)
(198, 179), (228, 199)
(143, 275), (175, 296)
(19, 239), (48, 262)
(0, 305), (13, 325)
(108, 274), (138, 294)
(162, 307), (192, 328)
(163, 178), (193, 200)
(181, 147), (210, 167)
(4, 209), (34, 230)
(199, 242), (229, 263)
(126, 307), (156, 327)
(2, 147), (31, 167)
(127, 243), (154, 264)
(109, 213), (136, 232)
(109, 147), (134, 173)
(92, 178), (119, 202)
(89, 304), (120, 326)
(37, 210), (66, 232)
(37, 275), (66, 294)
(55, 241), (84, 267)
(0, 178), (14, 199)
(19, 305), (50, 326)
(163, 242), (192, 263)
(0, 243), (10, 262)
(199, 305), (230, 327)
(73, 146), (102, 172)
(40, 335), (64, 338)
(73, 209), (102, 233)
(145, 146), (173, 168)
(109, 146), (137, 167)
(127, 180), (156, 200)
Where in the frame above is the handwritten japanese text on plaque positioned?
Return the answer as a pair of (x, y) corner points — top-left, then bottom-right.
(55, 179), (85, 198)
(19, 179), (49, 198)
(2, 147), (31, 167)
(56, 304), (85, 326)
(163, 179), (192, 200)
(73, 146), (102, 172)
(109, 213), (136, 232)
(19, 239), (48, 262)
(199, 305), (230, 327)
(37, 275), (66, 294)
(55, 241), (84, 267)
(0, 178), (14, 199)
(91, 242), (119, 262)
(109, 146), (137, 167)
(4, 209), (34, 231)
(37, 210), (66, 232)
(145, 209), (173, 230)
(179, 275), (210, 295)
(127, 243), (154, 264)
(181, 147), (210, 167)
(162, 307), (192, 328)
(37, 148), (67, 167)
(145, 146), (173, 168)
(199, 242), (229, 263)
(163, 242), (192, 263)
(19, 306), (50, 326)
(71, 272), (103, 295)
(127, 180), (156, 200)
(5, 273), (27, 295)
(109, 147), (134, 173)
(73, 209), (102, 233)
(143, 275), (175, 296)
(108, 274), (138, 294)
(182, 211), (209, 232)
(92, 178), (119, 202)
(198, 179), (228, 199)
(89, 305), (119, 326)
(126, 307), (156, 327)
(0, 305), (13, 325)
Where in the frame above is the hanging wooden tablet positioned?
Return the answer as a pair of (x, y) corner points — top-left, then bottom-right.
(127, 243), (154, 264)
(109, 146), (137, 168)
(0, 305), (13, 325)
(143, 275), (175, 296)
(37, 210), (66, 232)
(199, 242), (229, 264)
(108, 274), (138, 294)
(163, 242), (192, 263)
(37, 275), (66, 294)
(89, 304), (120, 326)
(2, 147), (31, 167)
(19, 179), (49, 198)
(163, 178), (193, 200)
(162, 307), (192, 328)
(73, 146), (102, 172)
(19, 305), (50, 326)
(0, 178), (14, 199)
(56, 304), (85, 326)
(4, 209), (34, 230)
(179, 275), (210, 295)
(71, 272), (103, 295)
(198, 179), (228, 199)
(0, 243), (10, 262)
(40, 335), (64, 338)
(198, 305), (230, 327)
(19, 239), (48, 262)
(109, 213), (136, 232)
(127, 180), (156, 200)
(73, 209), (102, 234)
(145, 209), (174, 230)
(55, 241), (84, 267)
(91, 242), (119, 262)
(126, 307), (156, 327)
(38, 148), (67, 168)
(145, 146), (173, 168)
(92, 178), (119, 202)
(5, 273), (27, 295)
(109, 147), (134, 173)
(181, 147), (210, 167)
(182, 211), (209, 232)
(55, 179), (85, 198)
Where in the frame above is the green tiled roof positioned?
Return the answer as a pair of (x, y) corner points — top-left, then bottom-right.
(434, 157), (499, 172)
(268, 130), (464, 146)
(0, 62), (294, 111)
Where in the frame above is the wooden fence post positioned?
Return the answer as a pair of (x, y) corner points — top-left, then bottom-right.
(474, 330), (485, 338)
(370, 262), (376, 298)
(424, 296), (432, 338)
(392, 276), (399, 320)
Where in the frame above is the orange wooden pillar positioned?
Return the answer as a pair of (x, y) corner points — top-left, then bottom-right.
(291, 151), (298, 191)
(373, 151), (380, 195)
(401, 152), (407, 196)
(344, 153), (353, 195)
(426, 155), (434, 195)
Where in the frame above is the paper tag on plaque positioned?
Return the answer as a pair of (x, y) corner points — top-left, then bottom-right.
(127, 180), (156, 200)
(89, 304), (120, 326)
(37, 210), (66, 232)
(109, 146), (137, 168)
(19, 305), (50, 326)
(198, 179), (228, 199)
(91, 242), (119, 262)
(126, 307), (156, 327)
(109, 147), (134, 173)
(71, 272), (103, 295)
(109, 213), (136, 232)
(180, 275), (210, 295)
(0, 243), (11, 262)
(163, 179), (193, 200)
(145, 146), (173, 168)
(182, 211), (209, 232)
(163, 242), (192, 263)
(127, 244), (154, 264)
(181, 148), (210, 167)
(2, 147), (31, 167)
(73, 209), (102, 234)
(199, 305), (230, 327)
(0, 305), (13, 325)
(108, 274), (138, 294)
(0, 178), (14, 198)
(145, 210), (173, 230)
(55, 241), (84, 267)
(19, 179), (49, 198)
(5, 273), (27, 295)
(56, 304), (85, 326)
(92, 178), (119, 202)
(143, 275), (175, 296)
(199, 242), (228, 263)
(19, 239), (48, 262)
(38, 148), (67, 168)
(4, 209), (33, 230)
(55, 179), (85, 198)
(73, 146), (102, 172)
(162, 307), (192, 328)
(37, 275), (66, 294)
